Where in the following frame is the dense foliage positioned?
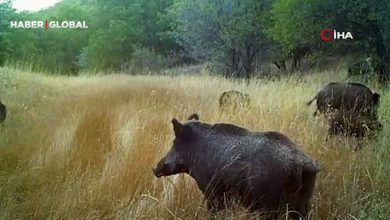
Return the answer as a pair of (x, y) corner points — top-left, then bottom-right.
(0, 0), (389, 77)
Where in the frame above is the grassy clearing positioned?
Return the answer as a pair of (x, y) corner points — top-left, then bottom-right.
(0, 67), (390, 219)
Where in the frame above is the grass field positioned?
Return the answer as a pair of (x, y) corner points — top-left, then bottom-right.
(0, 67), (390, 219)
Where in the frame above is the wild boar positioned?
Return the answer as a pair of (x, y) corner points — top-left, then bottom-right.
(307, 82), (380, 118)
(0, 100), (6, 123)
(219, 90), (250, 111)
(153, 114), (318, 219)
(327, 110), (382, 139)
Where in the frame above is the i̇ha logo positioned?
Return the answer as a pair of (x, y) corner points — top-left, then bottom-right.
(320, 28), (353, 42)
(10, 20), (89, 29)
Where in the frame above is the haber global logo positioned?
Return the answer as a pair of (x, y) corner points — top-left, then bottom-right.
(320, 28), (353, 42)
(10, 20), (89, 29)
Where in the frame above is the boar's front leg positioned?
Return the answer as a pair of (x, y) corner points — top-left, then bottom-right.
(292, 164), (318, 220)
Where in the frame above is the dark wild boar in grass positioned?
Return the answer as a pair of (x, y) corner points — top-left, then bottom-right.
(153, 114), (319, 219)
(327, 110), (383, 140)
(307, 82), (380, 118)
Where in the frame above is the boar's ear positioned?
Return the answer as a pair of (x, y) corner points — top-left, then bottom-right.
(172, 118), (192, 139)
(187, 113), (199, 121)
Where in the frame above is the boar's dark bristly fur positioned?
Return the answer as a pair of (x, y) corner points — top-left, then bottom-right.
(153, 115), (318, 219)
(307, 82), (380, 118)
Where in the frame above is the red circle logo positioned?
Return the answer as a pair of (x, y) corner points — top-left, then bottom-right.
(320, 28), (333, 42)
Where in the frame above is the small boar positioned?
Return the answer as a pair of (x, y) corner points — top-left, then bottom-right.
(327, 110), (382, 139)
(153, 114), (318, 219)
(307, 82), (380, 118)
(219, 90), (250, 111)
(0, 100), (6, 123)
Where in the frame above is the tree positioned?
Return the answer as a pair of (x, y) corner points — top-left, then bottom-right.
(170, 0), (273, 79)
(0, 0), (16, 66)
(269, 0), (390, 76)
(86, 0), (176, 70)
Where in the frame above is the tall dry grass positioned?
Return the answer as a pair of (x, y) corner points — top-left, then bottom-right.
(0, 67), (390, 219)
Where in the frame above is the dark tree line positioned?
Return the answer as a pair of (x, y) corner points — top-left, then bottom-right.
(0, 0), (389, 79)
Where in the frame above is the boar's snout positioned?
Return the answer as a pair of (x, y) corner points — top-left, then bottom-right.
(152, 167), (163, 178)
(153, 150), (186, 178)
(152, 160), (166, 178)
(153, 161), (173, 178)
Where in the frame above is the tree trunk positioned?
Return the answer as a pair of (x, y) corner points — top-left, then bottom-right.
(368, 22), (390, 83)
(226, 49), (240, 78)
(242, 45), (256, 81)
(290, 46), (310, 73)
